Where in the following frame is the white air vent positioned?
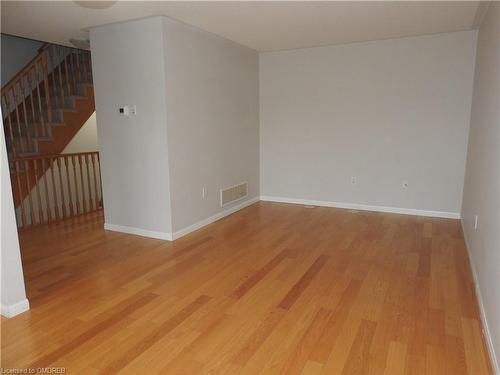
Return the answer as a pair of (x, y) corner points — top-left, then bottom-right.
(220, 182), (248, 207)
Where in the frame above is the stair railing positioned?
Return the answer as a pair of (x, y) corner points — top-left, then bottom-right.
(10, 152), (103, 228)
(1, 44), (92, 158)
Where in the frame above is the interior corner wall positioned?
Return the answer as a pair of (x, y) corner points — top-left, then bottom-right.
(162, 17), (260, 233)
(461, 2), (500, 371)
(260, 30), (477, 215)
(90, 17), (173, 236)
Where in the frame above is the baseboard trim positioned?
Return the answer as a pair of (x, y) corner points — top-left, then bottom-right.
(260, 196), (461, 219)
(1, 298), (30, 318)
(104, 223), (173, 241)
(104, 197), (260, 242)
(172, 196), (260, 240)
(461, 220), (499, 375)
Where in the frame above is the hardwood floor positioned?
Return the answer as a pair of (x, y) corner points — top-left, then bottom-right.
(1, 202), (493, 374)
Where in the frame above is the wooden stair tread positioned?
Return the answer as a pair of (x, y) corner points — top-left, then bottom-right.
(3, 44), (95, 211)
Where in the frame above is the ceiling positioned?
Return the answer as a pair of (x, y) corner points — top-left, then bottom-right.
(1, 1), (488, 52)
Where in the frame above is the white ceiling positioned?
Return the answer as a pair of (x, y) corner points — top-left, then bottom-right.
(1, 1), (487, 52)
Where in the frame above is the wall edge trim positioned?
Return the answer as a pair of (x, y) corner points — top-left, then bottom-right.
(104, 223), (173, 241)
(172, 196), (260, 240)
(461, 219), (500, 375)
(260, 195), (461, 219)
(1, 298), (30, 318)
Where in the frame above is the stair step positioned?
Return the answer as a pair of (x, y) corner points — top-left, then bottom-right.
(47, 121), (65, 127)
(39, 82), (92, 101)
(33, 136), (52, 142)
(8, 120), (65, 128)
(5, 122), (66, 144)
(16, 151), (39, 158)
(4, 45), (93, 163)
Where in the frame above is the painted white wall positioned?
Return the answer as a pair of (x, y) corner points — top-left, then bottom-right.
(1, 34), (43, 85)
(63, 112), (98, 154)
(88, 16), (259, 238)
(461, 3), (500, 372)
(260, 31), (477, 215)
(90, 17), (173, 237)
(1, 117), (29, 318)
(162, 17), (259, 232)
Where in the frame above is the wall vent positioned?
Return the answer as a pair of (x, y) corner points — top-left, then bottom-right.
(220, 182), (248, 207)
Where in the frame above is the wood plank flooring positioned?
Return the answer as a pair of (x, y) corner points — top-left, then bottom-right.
(1, 202), (493, 374)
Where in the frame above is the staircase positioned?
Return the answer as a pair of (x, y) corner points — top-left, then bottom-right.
(2, 43), (102, 228)
(2, 43), (94, 158)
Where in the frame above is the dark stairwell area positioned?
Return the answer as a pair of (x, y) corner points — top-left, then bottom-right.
(1, 34), (102, 229)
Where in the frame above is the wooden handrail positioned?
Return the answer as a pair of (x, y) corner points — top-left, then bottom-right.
(37, 42), (50, 53)
(9, 152), (102, 228)
(1, 54), (44, 94)
(10, 151), (99, 162)
(3, 43), (95, 225)
(1, 43), (92, 157)
(2, 43), (50, 94)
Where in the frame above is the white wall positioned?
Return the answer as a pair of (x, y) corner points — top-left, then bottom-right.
(260, 31), (477, 216)
(90, 17), (173, 237)
(162, 17), (259, 232)
(1, 34), (43, 85)
(1, 117), (29, 318)
(89, 16), (259, 238)
(461, 3), (500, 372)
(63, 112), (98, 154)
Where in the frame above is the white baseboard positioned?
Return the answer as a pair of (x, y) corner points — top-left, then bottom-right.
(1, 298), (30, 318)
(260, 195), (460, 219)
(172, 196), (260, 240)
(104, 223), (173, 241)
(461, 220), (499, 375)
(103, 197), (260, 242)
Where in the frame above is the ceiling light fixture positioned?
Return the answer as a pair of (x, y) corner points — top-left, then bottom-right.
(73, 1), (117, 10)
(69, 38), (91, 49)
